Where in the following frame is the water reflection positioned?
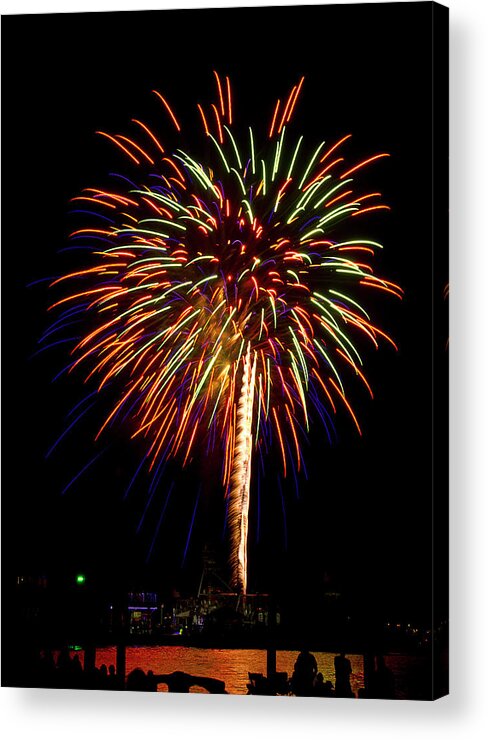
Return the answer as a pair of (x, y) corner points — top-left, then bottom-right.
(88, 646), (365, 695)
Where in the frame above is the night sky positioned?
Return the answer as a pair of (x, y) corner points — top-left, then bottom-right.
(2, 3), (448, 630)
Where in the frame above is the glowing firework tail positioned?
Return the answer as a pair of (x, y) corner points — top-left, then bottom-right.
(228, 343), (257, 593)
(46, 73), (402, 592)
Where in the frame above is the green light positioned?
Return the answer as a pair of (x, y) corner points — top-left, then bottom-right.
(76, 574), (86, 585)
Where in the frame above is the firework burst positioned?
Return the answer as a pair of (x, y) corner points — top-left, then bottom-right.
(47, 73), (402, 591)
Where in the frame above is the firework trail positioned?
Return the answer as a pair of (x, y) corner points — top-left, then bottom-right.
(47, 73), (402, 592)
(228, 342), (256, 593)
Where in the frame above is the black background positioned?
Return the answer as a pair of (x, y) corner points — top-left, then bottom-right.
(2, 2), (448, 632)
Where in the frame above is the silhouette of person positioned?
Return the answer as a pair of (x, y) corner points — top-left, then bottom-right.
(38, 649), (56, 688)
(323, 680), (334, 696)
(107, 663), (120, 690)
(56, 647), (71, 673)
(291, 650), (318, 696)
(70, 654), (83, 688)
(55, 647), (72, 687)
(126, 668), (148, 691)
(99, 663), (108, 688)
(372, 655), (395, 699)
(314, 673), (335, 697)
(313, 672), (325, 696)
(146, 670), (158, 691)
(334, 652), (354, 697)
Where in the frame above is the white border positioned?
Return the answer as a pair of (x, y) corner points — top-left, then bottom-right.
(3, 0), (488, 738)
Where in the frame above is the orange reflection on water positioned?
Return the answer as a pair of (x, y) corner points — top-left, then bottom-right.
(89, 646), (365, 696)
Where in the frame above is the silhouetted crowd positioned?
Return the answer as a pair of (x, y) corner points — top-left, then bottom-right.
(290, 649), (356, 697)
(28, 649), (227, 693)
(290, 649), (395, 699)
(249, 649), (396, 698)
(32, 648), (123, 690)
(25, 646), (394, 697)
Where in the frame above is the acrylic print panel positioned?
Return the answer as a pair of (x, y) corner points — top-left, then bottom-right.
(1, 1), (448, 700)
